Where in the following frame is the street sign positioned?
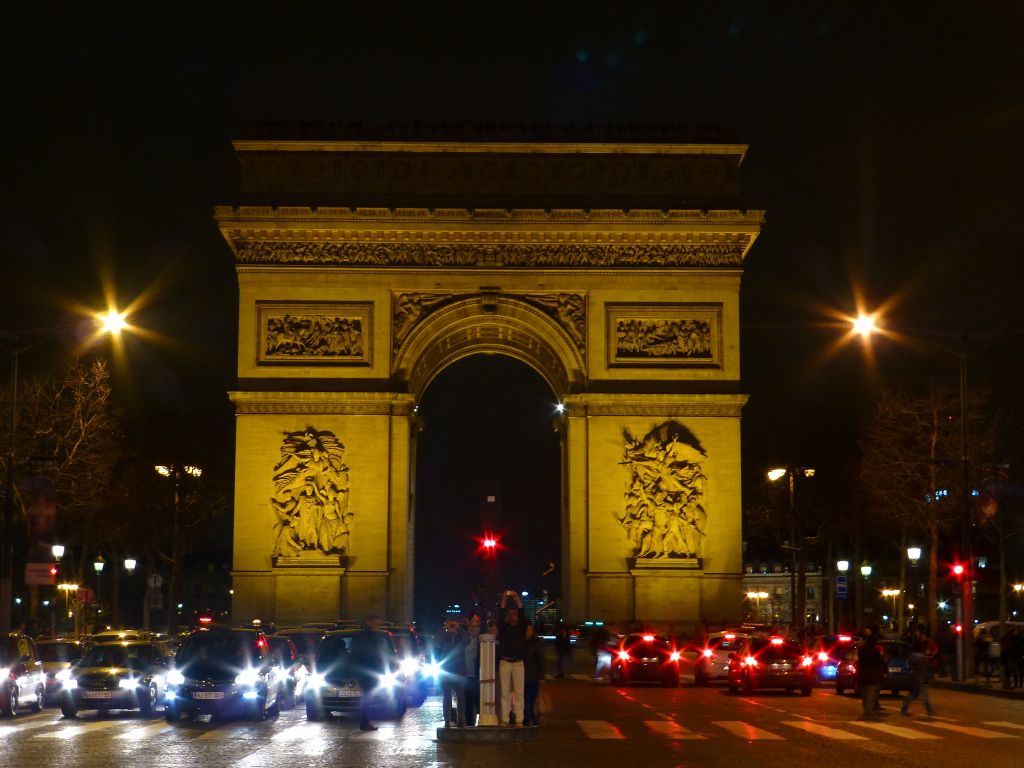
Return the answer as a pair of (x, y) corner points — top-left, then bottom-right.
(24, 563), (56, 586)
(835, 574), (848, 598)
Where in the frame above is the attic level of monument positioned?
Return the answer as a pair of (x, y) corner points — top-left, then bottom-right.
(232, 140), (749, 209)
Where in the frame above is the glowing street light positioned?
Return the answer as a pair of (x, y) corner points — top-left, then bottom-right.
(124, 558), (137, 574)
(97, 309), (129, 336)
(852, 313), (877, 338)
(51, 544), (65, 561)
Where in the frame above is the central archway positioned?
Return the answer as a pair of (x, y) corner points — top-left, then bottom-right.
(412, 354), (561, 625)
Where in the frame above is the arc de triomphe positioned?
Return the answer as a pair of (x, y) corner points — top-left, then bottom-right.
(217, 137), (762, 627)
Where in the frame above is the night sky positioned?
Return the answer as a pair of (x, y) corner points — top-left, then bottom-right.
(2, 6), (1022, 619)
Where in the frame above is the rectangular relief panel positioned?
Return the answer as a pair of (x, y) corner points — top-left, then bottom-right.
(256, 301), (373, 366)
(605, 302), (722, 368)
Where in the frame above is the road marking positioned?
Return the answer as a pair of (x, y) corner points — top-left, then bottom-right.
(644, 720), (706, 739)
(0, 718), (62, 735)
(848, 721), (941, 739)
(116, 722), (173, 740)
(36, 719), (123, 739)
(917, 721), (1019, 739)
(578, 720), (625, 739)
(197, 722), (260, 740)
(272, 723), (326, 741)
(984, 721), (1024, 732)
(712, 721), (784, 740)
(783, 721), (868, 740)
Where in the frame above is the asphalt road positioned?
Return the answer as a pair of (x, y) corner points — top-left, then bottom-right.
(2, 675), (1022, 768)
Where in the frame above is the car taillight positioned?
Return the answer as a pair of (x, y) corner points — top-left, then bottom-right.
(642, 634), (655, 642)
(844, 664), (856, 672)
(724, 633), (735, 640)
(817, 652), (829, 662)
(801, 656), (813, 667)
(669, 651), (681, 662)
(838, 635), (852, 642)
(744, 655), (758, 667)
(617, 650), (630, 661)
(770, 638), (784, 646)
(702, 649), (713, 658)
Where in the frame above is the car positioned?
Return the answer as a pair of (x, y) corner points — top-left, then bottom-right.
(36, 639), (83, 706)
(809, 633), (859, 684)
(274, 628), (325, 671)
(305, 628), (408, 721)
(727, 636), (815, 695)
(835, 639), (916, 697)
(81, 629), (155, 654)
(58, 640), (169, 718)
(388, 625), (432, 705)
(608, 633), (681, 688)
(694, 631), (748, 685)
(164, 628), (282, 722)
(0, 633), (45, 716)
(267, 635), (307, 710)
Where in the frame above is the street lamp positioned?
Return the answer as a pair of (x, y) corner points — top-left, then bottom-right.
(851, 311), (973, 681)
(1, 307), (131, 632)
(767, 467), (816, 629)
(746, 590), (769, 622)
(882, 589), (901, 631)
(155, 464), (202, 634)
(124, 558), (137, 574)
(51, 544), (65, 561)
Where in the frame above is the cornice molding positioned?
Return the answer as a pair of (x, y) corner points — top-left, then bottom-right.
(230, 391), (415, 416)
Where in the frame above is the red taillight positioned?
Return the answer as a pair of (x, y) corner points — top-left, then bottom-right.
(642, 634), (655, 642)
(817, 651), (828, 662)
(801, 656), (813, 667)
(838, 635), (852, 642)
(770, 637), (784, 646)
(744, 655), (758, 667)
(670, 651), (681, 662)
(702, 649), (714, 658)
(618, 650), (630, 661)
(724, 633), (735, 640)
(199, 616), (213, 624)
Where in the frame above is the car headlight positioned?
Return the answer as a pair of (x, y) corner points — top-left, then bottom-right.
(55, 668), (73, 682)
(235, 669), (260, 687)
(166, 669), (185, 686)
(308, 673), (326, 689)
(0, 668), (9, 679)
(378, 670), (399, 689)
(63, 678), (78, 690)
(118, 678), (138, 690)
(399, 657), (419, 676)
(423, 661), (442, 679)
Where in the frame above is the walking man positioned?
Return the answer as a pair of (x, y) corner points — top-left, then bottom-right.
(858, 629), (887, 720)
(437, 617), (469, 727)
(901, 624), (938, 717)
(497, 590), (528, 725)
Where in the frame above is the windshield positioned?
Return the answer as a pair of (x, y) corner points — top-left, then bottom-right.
(316, 634), (352, 665)
(39, 643), (81, 663)
(177, 633), (257, 669)
(279, 632), (323, 656)
(80, 644), (162, 671)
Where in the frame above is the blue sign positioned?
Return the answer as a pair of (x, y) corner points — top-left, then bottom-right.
(836, 574), (848, 598)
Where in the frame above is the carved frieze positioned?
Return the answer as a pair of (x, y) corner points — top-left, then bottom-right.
(258, 302), (372, 366)
(607, 303), (722, 368)
(235, 241), (745, 268)
(617, 421), (707, 561)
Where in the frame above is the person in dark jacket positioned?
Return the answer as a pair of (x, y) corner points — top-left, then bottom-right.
(554, 627), (572, 678)
(497, 590), (528, 725)
(463, 615), (482, 726)
(437, 618), (469, 727)
(858, 629), (887, 720)
(522, 621), (545, 726)
(901, 624), (938, 717)
(349, 617), (387, 731)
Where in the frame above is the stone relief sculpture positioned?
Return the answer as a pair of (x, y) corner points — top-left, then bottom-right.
(617, 421), (708, 560)
(392, 292), (456, 351)
(615, 318), (712, 360)
(265, 314), (363, 358)
(271, 427), (353, 558)
(520, 293), (586, 351)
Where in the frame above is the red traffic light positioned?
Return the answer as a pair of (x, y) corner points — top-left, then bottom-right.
(49, 566), (58, 577)
(954, 623), (963, 634)
(952, 563), (965, 577)
(483, 537), (497, 549)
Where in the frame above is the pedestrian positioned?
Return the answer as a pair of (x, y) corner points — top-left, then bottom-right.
(857, 629), (887, 720)
(522, 621), (545, 726)
(901, 624), (938, 717)
(348, 616), (385, 731)
(436, 617), (469, 727)
(554, 626), (572, 678)
(463, 614), (481, 726)
(497, 589), (528, 725)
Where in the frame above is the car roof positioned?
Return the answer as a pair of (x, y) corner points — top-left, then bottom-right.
(91, 639), (163, 647)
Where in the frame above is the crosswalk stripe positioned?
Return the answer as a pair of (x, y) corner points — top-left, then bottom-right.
(712, 721), (783, 740)
(783, 721), (868, 740)
(917, 721), (1019, 739)
(578, 720), (625, 739)
(644, 720), (706, 739)
(0, 718), (62, 735)
(848, 721), (941, 739)
(983, 721), (1024, 732)
(197, 722), (260, 740)
(271, 723), (326, 742)
(36, 719), (123, 739)
(116, 722), (173, 740)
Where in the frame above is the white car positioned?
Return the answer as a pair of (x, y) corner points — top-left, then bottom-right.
(694, 631), (749, 685)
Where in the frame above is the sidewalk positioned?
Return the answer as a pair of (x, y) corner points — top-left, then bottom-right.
(931, 673), (1024, 700)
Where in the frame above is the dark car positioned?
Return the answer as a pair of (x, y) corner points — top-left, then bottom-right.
(274, 628), (325, 671)
(268, 635), (307, 710)
(835, 639), (915, 696)
(388, 625), (432, 705)
(164, 628), (282, 722)
(809, 634), (859, 684)
(37, 639), (82, 706)
(608, 633), (681, 688)
(58, 640), (169, 718)
(0, 633), (45, 716)
(305, 629), (407, 720)
(727, 636), (814, 695)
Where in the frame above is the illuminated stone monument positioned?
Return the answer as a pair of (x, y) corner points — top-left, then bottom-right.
(217, 135), (762, 626)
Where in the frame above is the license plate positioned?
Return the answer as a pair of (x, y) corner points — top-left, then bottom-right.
(83, 691), (114, 699)
(193, 692), (224, 700)
(337, 689), (360, 697)
(888, 666), (902, 674)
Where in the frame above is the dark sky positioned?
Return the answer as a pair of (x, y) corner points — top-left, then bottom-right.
(2, 5), (1022, 615)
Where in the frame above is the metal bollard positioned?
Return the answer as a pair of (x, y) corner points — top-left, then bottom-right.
(478, 632), (498, 726)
